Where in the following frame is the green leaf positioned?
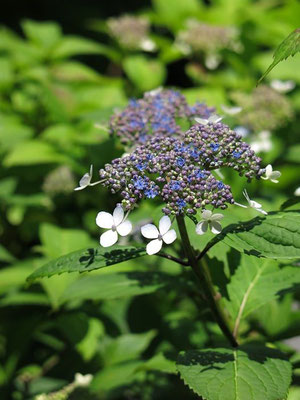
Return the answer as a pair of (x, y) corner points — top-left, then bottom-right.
(0, 244), (16, 264)
(177, 345), (292, 400)
(0, 293), (50, 307)
(207, 211), (300, 259)
(123, 56), (166, 92)
(60, 271), (173, 303)
(3, 140), (67, 166)
(91, 360), (142, 392)
(153, 0), (201, 29)
(56, 312), (104, 361)
(285, 144), (300, 163)
(258, 28), (300, 83)
(51, 36), (112, 59)
(39, 223), (93, 259)
(22, 20), (62, 49)
(27, 246), (147, 282)
(136, 352), (177, 374)
(280, 198), (300, 211)
(0, 117), (33, 153)
(101, 331), (156, 366)
(225, 255), (300, 336)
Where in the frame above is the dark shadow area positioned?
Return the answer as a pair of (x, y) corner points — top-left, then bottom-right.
(177, 344), (289, 375)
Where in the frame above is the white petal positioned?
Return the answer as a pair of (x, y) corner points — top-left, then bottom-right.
(210, 221), (222, 234)
(202, 210), (212, 220)
(265, 164), (273, 177)
(113, 206), (124, 226)
(250, 200), (263, 209)
(141, 224), (159, 239)
(209, 115), (222, 123)
(96, 212), (114, 229)
(195, 117), (208, 125)
(196, 221), (208, 235)
(270, 79), (295, 93)
(162, 229), (177, 244)
(146, 239), (163, 255)
(78, 173), (91, 188)
(116, 220), (132, 236)
(234, 126), (249, 137)
(211, 213), (224, 221)
(100, 230), (118, 247)
(159, 216), (171, 235)
(221, 105), (242, 115)
(89, 164), (93, 177)
(270, 171), (281, 180)
(294, 187), (300, 196)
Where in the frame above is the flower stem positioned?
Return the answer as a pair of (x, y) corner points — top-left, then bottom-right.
(176, 215), (238, 348)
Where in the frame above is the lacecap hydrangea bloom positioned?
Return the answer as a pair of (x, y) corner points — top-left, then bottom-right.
(109, 89), (215, 147)
(107, 15), (155, 51)
(75, 89), (281, 252)
(101, 107), (264, 215)
(177, 20), (240, 54)
(230, 85), (293, 132)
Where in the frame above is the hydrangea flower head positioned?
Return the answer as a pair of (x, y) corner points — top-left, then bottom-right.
(107, 15), (154, 51)
(231, 85), (293, 132)
(100, 117), (264, 215)
(109, 89), (215, 146)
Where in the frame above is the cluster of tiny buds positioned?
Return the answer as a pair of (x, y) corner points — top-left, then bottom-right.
(230, 85), (293, 132)
(109, 88), (215, 147)
(107, 15), (154, 51)
(100, 118), (265, 215)
(176, 19), (241, 55)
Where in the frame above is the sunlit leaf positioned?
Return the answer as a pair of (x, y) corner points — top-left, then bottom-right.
(27, 246), (147, 282)
(177, 345), (292, 400)
(258, 28), (300, 83)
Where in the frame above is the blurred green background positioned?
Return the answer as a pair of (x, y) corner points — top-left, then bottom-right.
(0, 0), (300, 399)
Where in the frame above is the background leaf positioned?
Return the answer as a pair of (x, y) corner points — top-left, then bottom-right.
(123, 56), (166, 92)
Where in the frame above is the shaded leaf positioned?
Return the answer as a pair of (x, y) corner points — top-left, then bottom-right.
(101, 331), (156, 367)
(136, 352), (177, 374)
(91, 360), (142, 392)
(0, 293), (50, 307)
(177, 345), (292, 400)
(280, 197), (300, 211)
(27, 246), (147, 282)
(225, 255), (300, 336)
(60, 271), (173, 303)
(258, 28), (300, 83)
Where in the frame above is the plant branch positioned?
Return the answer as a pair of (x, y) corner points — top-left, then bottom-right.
(157, 252), (189, 266)
(176, 215), (238, 348)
